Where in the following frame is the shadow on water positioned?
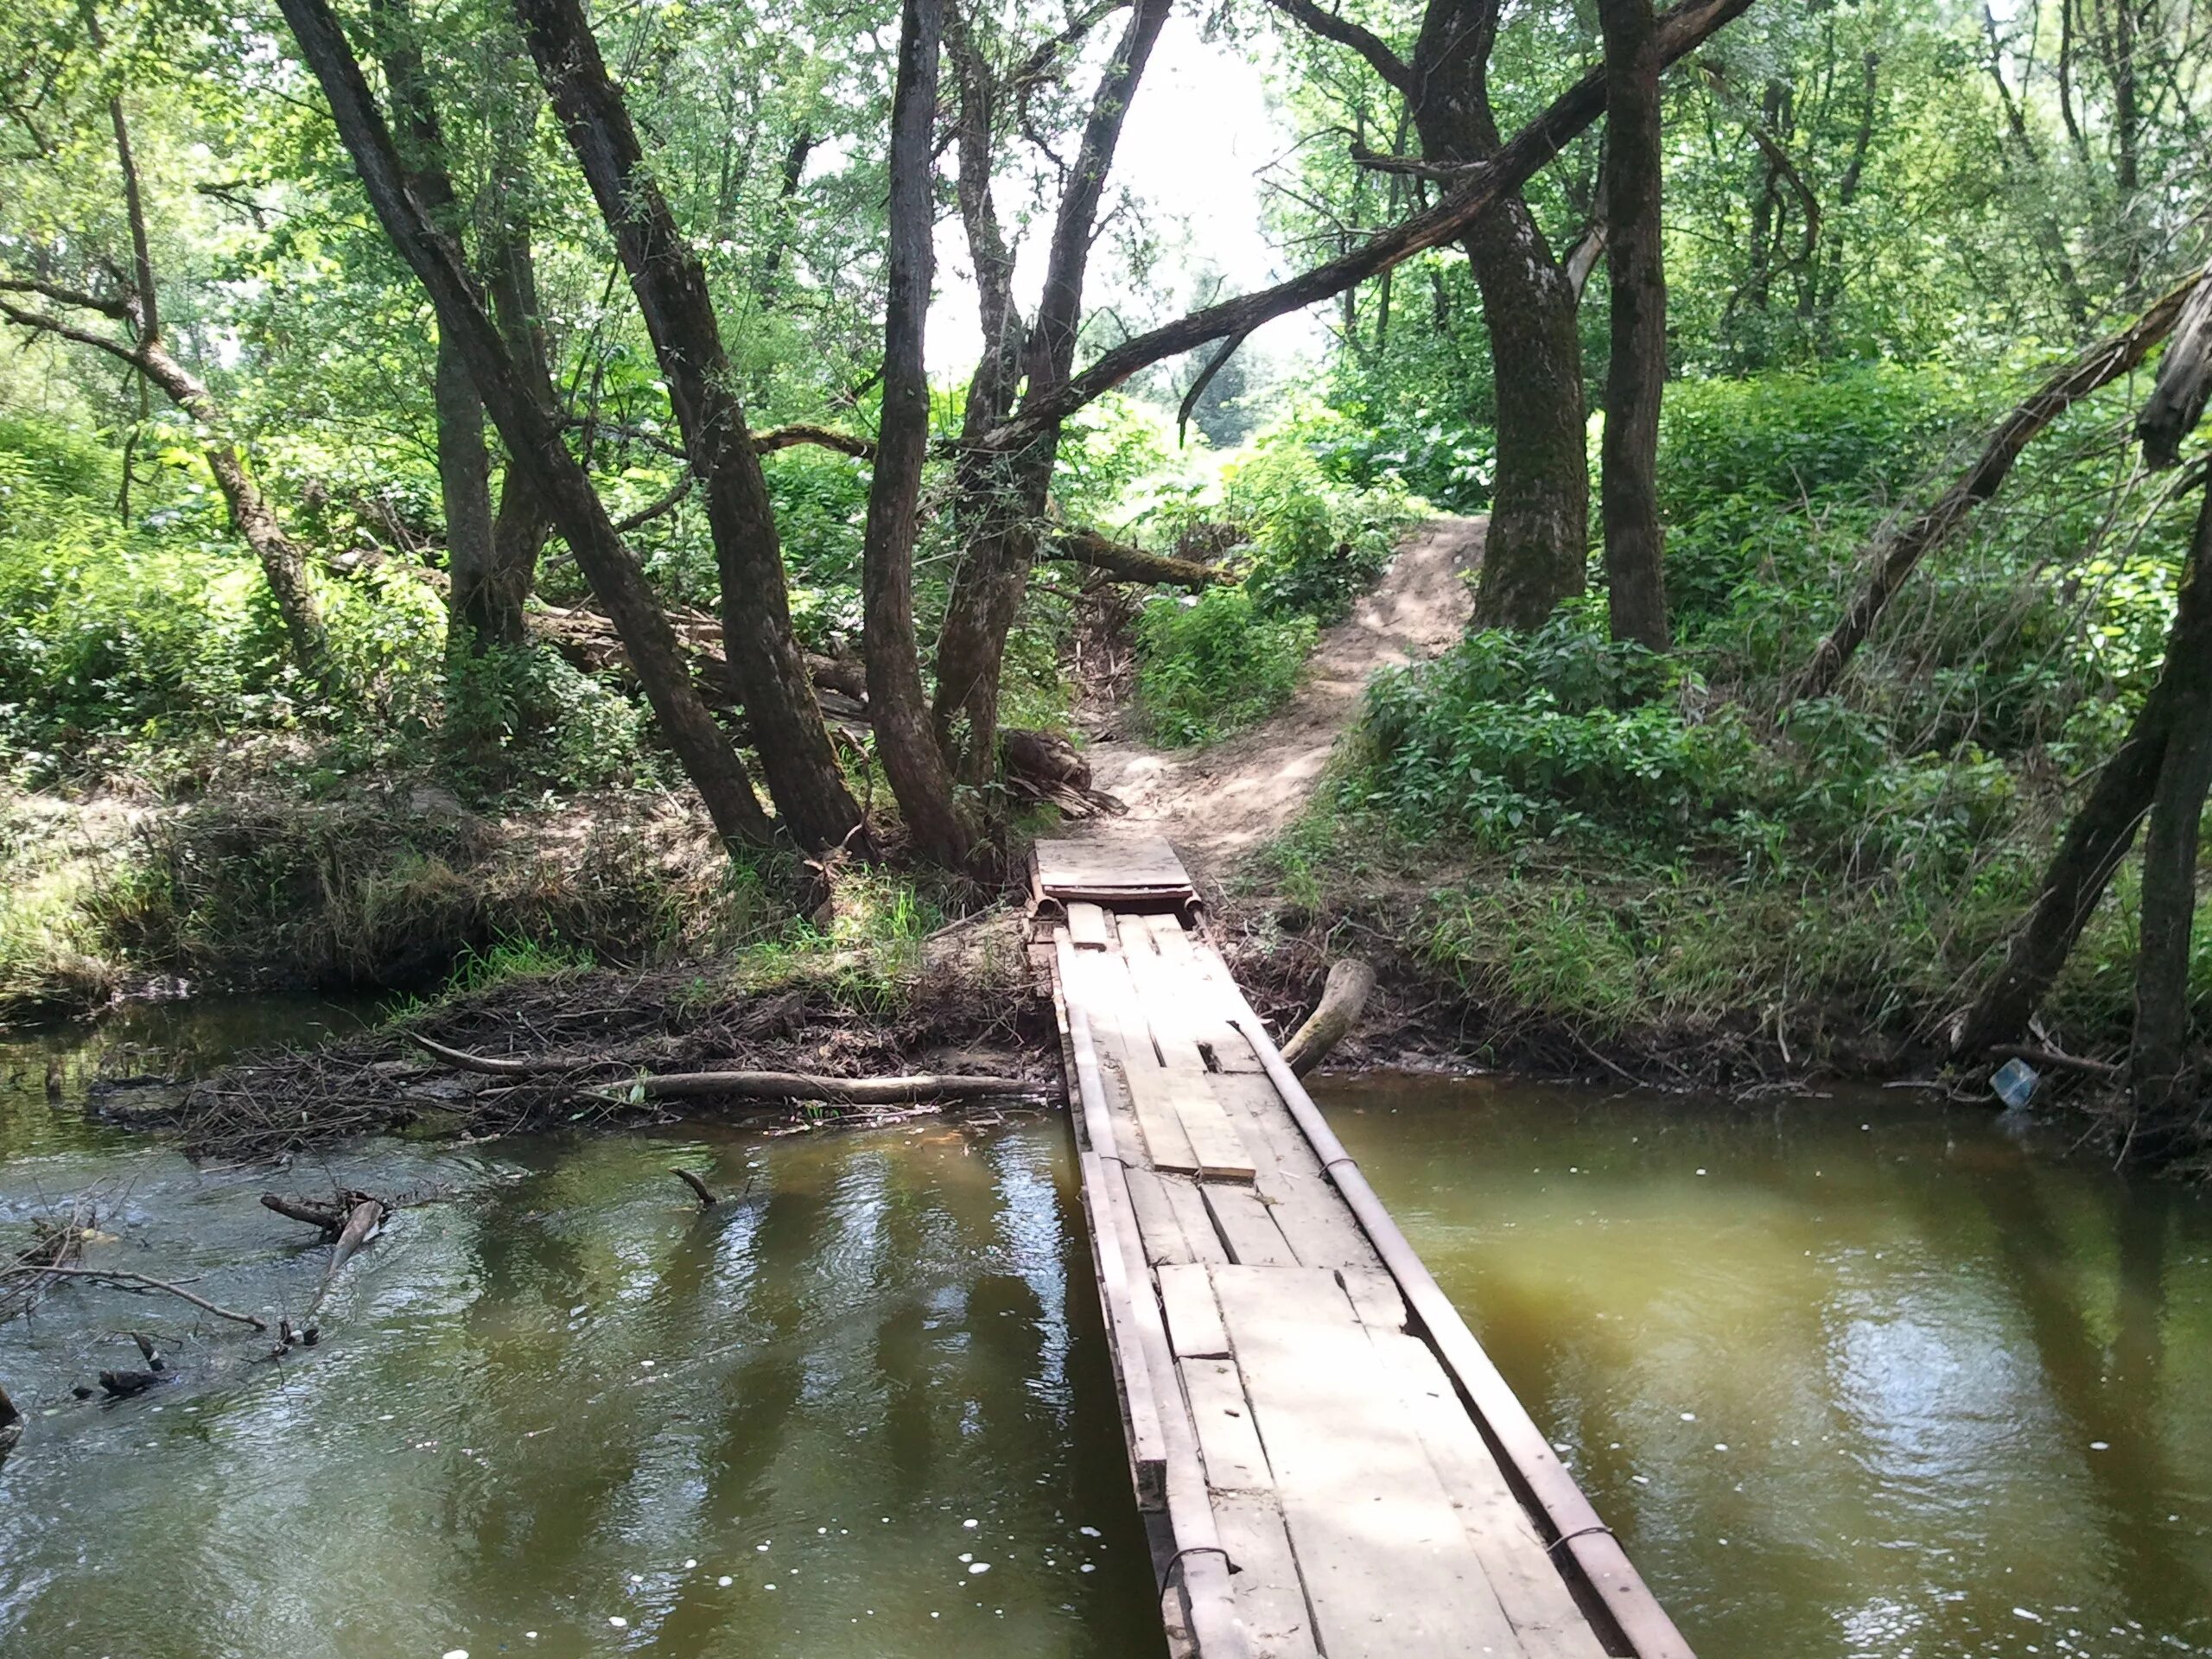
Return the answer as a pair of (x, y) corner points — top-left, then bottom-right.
(0, 1006), (1161, 1659)
(1317, 1074), (2212, 1659)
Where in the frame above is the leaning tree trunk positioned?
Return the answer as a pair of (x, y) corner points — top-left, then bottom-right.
(1597, 0), (1671, 652)
(1796, 269), (2206, 702)
(862, 0), (976, 869)
(1955, 480), (2212, 1060)
(2127, 484), (2212, 1156)
(276, 0), (776, 849)
(515, 0), (862, 852)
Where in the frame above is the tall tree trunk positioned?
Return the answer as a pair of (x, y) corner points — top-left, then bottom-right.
(2128, 486), (2212, 1155)
(1955, 481), (2212, 1060)
(1405, 0), (1590, 633)
(1597, 0), (1671, 651)
(1465, 226), (1591, 629)
(931, 0), (1173, 785)
(514, 0), (861, 852)
(863, 0), (976, 869)
(275, 0), (776, 849)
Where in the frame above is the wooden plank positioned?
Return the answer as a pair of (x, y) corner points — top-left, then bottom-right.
(1086, 950), (1203, 1176)
(1367, 1331), (1607, 1659)
(1207, 1072), (1382, 1273)
(1201, 1183), (1298, 1268)
(1068, 901), (1112, 950)
(1080, 1148), (1166, 1508)
(1212, 1266), (1523, 1659)
(1154, 918), (1268, 1073)
(1338, 1266), (1408, 1332)
(1119, 1056), (1202, 1175)
(1122, 1166), (1198, 1267)
(1120, 920), (1213, 1071)
(1036, 836), (1192, 897)
(1132, 1062), (1255, 1183)
(1156, 1262), (1230, 1357)
(1060, 944), (1154, 1167)
(1180, 1356), (1272, 1491)
(1213, 1492), (1322, 1659)
(1158, 1174), (1229, 1264)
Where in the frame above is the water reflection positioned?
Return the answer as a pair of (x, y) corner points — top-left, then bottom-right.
(0, 1020), (1159, 1659)
(1318, 1076), (2212, 1659)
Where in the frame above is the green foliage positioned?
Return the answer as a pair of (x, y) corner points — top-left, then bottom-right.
(1127, 422), (1415, 747)
(1222, 435), (1408, 623)
(1136, 588), (1317, 747)
(1353, 604), (1767, 849)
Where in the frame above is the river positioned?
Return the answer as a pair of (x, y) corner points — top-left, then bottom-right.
(2, 1005), (2207, 1658)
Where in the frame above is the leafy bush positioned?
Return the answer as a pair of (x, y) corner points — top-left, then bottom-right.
(1136, 588), (1317, 747)
(1222, 437), (1408, 623)
(1353, 605), (1765, 847)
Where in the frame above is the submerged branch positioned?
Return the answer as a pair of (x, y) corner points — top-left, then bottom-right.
(15, 1266), (268, 1331)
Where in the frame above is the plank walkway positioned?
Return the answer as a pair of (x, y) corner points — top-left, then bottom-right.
(1033, 837), (1692, 1659)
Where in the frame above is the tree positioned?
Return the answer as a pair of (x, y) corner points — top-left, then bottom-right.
(861, 0), (977, 869)
(930, 0), (1174, 785)
(512, 0), (864, 851)
(274, 0), (779, 849)
(0, 14), (334, 684)
(1954, 273), (2212, 1118)
(1268, 0), (1593, 632)
(1596, 0), (1671, 652)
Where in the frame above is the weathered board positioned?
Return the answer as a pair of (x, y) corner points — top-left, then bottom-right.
(1211, 1265), (1523, 1659)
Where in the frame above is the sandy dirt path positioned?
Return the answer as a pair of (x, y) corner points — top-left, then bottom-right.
(1077, 514), (1482, 880)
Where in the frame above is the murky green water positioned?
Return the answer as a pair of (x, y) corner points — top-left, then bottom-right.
(1317, 1075), (2212, 1659)
(0, 1004), (1158, 1659)
(6, 1009), (2210, 1659)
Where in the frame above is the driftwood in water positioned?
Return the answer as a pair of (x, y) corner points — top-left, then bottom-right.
(99, 1369), (163, 1398)
(2, 1198), (98, 1324)
(608, 1070), (1052, 1104)
(1280, 959), (1377, 1077)
(671, 1167), (718, 1207)
(408, 1033), (542, 1075)
(131, 1332), (167, 1371)
(305, 1199), (384, 1321)
(408, 1035), (1050, 1104)
(262, 1193), (350, 1233)
(23, 1266), (268, 1331)
(0, 1378), (22, 1457)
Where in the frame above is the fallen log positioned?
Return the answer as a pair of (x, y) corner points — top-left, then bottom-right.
(305, 1199), (383, 1321)
(671, 1167), (718, 1207)
(99, 1369), (163, 1398)
(19, 1266), (267, 1332)
(1043, 525), (1231, 589)
(613, 1070), (1053, 1104)
(262, 1193), (350, 1233)
(408, 1032), (544, 1076)
(1280, 958), (1377, 1077)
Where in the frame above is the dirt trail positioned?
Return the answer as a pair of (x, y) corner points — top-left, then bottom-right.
(1079, 514), (1482, 879)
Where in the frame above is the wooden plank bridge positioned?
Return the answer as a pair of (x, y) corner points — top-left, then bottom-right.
(1032, 837), (1691, 1659)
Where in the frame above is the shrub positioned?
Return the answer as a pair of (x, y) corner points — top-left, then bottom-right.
(1136, 588), (1317, 747)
